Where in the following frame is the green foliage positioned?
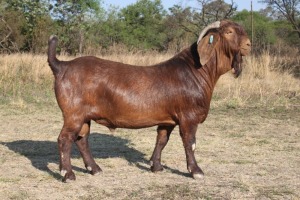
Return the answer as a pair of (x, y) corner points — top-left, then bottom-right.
(5, 0), (49, 51)
(0, 9), (27, 52)
(92, 0), (168, 51)
(259, 0), (300, 39)
(92, 6), (123, 50)
(272, 20), (300, 48)
(50, 0), (104, 54)
(117, 0), (167, 50)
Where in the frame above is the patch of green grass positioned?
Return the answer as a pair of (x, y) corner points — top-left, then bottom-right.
(232, 181), (250, 192)
(256, 172), (266, 177)
(234, 160), (256, 165)
(227, 133), (245, 138)
(0, 177), (21, 183)
(214, 159), (230, 164)
(7, 191), (30, 200)
(256, 139), (270, 145)
(81, 187), (114, 200)
(225, 98), (240, 109)
(124, 184), (214, 200)
(164, 184), (211, 199)
(256, 186), (296, 199)
(0, 158), (6, 165)
(283, 145), (298, 152)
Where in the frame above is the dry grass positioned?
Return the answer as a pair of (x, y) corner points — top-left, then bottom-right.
(0, 51), (299, 109)
(213, 52), (300, 108)
(0, 103), (299, 199)
(0, 54), (53, 106)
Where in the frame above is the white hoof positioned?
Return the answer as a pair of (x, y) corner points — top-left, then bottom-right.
(93, 171), (101, 176)
(60, 170), (67, 176)
(86, 166), (92, 172)
(150, 161), (154, 167)
(193, 173), (204, 179)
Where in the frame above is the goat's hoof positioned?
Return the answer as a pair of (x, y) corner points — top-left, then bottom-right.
(62, 171), (76, 183)
(150, 164), (164, 173)
(91, 166), (102, 176)
(86, 164), (102, 175)
(91, 169), (102, 176)
(192, 172), (204, 180)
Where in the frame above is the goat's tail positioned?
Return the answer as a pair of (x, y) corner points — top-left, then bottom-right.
(47, 35), (61, 75)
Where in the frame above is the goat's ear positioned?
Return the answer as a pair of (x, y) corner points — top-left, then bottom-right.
(197, 33), (220, 66)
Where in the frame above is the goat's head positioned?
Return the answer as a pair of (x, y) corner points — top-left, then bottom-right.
(197, 20), (251, 77)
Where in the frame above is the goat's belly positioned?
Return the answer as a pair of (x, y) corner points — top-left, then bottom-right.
(89, 103), (177, 128)
(94, 116), (176, 129)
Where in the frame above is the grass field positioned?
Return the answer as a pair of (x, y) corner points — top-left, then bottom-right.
(0, 52), (299, 199)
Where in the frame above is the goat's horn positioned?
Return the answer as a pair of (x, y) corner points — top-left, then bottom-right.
(197, 21), (221, 44)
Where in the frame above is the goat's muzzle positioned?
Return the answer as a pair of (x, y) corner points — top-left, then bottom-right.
(240, 38), (251, 56)
(232, 38), (251, 78)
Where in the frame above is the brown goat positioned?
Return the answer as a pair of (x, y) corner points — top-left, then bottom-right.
(47, 20), (251, 182)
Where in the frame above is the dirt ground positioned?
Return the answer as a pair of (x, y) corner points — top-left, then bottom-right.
(0, 104), (299, 200)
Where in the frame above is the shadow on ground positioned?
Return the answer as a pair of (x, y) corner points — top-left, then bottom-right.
(1, 133), (150, 180)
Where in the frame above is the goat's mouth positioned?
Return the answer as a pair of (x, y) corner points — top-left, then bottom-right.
(240, 43), (251, 56)
(241, 48), (251, 56)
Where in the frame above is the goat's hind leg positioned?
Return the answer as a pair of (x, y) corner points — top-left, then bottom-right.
(150, 125), (174, 172)
(75, 121), (102, 175)
(58, 124), (80, 182)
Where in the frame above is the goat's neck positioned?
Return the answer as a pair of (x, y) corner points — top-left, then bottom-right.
(162, 43), (232, 91)
(170, 45), (219, 107)
(215, 45), (234, 78)
(178, 43), (233, 98)
(181, 44), (221, 90)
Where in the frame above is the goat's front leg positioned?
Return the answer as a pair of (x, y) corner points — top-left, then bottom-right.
(179, 122), (204, 179)
(150, 125), (175, 172)
(75, 122), (102, 175)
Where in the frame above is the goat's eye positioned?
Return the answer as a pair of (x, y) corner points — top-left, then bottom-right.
(226, 30), (233, 34)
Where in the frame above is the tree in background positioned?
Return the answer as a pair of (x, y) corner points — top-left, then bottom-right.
(93, 6), (122, 51)
(164, 5), (199, 52)
(0, 11), (21, 53)
(116, 0), (166, 50)
(198, 0), (237, 24)
(50, 0), (103, 54)
(259, 0), (300, 38)
(0, 0), (49, 52)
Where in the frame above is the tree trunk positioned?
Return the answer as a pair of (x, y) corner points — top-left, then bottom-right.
(79, 29), (84, 55)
